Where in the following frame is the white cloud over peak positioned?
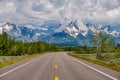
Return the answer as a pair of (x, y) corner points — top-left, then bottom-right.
(0, 0), (120, 27)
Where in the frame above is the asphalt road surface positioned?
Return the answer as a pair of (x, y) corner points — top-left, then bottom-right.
(0, 52), (120, 80)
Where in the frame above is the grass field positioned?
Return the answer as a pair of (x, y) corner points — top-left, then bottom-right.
(69, 52), (120, 72)
(81, 53), (120, 65)
(0, 54), (43, 68)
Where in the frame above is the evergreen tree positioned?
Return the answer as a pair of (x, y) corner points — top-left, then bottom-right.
(0, 33), (60, 56)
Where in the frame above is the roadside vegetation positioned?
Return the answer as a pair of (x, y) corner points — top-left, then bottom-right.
(0, 32), (60, 68)
(0, 54), (44, 68)
(68, 32), (120, 72)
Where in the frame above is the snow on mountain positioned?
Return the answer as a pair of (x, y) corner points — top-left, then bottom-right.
(0, 22), (61, 42)
(61, 20), (88, 38)
(86, 23), (120, 37)
(0, 21), (120, 46)
(50, 21), (120, 46)
(0, 23), (37, 41)
(65, 21), (79, 38)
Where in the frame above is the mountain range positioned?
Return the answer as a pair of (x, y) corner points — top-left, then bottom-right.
(0, 21), (120, 46)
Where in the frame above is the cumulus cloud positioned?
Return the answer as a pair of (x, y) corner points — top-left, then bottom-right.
(0, 0), (120, 27)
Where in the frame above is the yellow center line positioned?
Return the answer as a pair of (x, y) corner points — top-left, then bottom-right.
(55, 76), (59, 80)
(54, 65), (58, 69)
(54, 55), (59, 80)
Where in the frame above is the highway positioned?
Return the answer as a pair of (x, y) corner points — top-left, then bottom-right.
(0, 52), (120, 80)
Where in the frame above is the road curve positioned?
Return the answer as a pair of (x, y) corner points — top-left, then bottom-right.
(0, 52), (120, 80)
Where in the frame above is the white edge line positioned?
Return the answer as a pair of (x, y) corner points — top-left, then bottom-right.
(70, 57), (118, 80)
(0, 57), (40, 77)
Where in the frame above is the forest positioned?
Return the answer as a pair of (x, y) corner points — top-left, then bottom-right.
(0, 32), (59, 56)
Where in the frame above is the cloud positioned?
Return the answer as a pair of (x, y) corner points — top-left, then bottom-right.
(0, 0), (120, 27)
(106, 7), (120, 19)
(6, 2), (14, 7)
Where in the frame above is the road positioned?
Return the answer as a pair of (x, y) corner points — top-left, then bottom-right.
(0, 52), (120, 80)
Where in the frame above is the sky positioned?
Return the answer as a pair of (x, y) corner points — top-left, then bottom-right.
(0, 0), (120, 29)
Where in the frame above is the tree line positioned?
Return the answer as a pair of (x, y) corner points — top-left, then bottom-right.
(0, 32), (59, 56)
